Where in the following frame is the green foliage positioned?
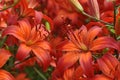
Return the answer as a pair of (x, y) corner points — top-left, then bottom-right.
(25, 65), (53, 80)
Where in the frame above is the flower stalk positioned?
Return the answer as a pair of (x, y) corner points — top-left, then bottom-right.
(69, 0), (113, 26)
(0, 0), (20, 12)
(33, 67), (47, 80)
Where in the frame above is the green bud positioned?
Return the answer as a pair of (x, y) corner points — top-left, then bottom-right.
(69, 0), (84, 12)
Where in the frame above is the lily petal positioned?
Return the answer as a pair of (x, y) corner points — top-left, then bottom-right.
(0, 69), (15, 80)
(87, 0), (100, 19)
(90, 37), (119, 51)
(35, 41), (51, 50)
(74, 66), (84, 80)
(63, 68), (74, 80)
(56, 52), (79, 73)
(18, 0), (35, 17)
(32, 46), (51, 71)
(15, 73), (30, 80)
(79, 52), (94, 77)
(35, 11), (43, 24)
(78, 25), (87, 43)
(115, 15), (120, 35)
(57, 40), (79, 52)
(87, 26), (101, 45)
(28, 0), (39, 8)
(0, 49), (12, 68)
(97, 57), (111, 78)
(93, 74), (112, 80)
(2, 25), (26, 42)
(97, 53), (119, 78)
(17, 20), (31, 40)
(16, 44), (31, 61)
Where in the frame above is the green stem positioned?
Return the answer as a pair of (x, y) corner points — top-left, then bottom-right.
(14, 55), (35, 65)
(0, 36), (7, 48)
(0, 0), (20, 12)
(82, 12), (113, 26)
(69, 0), (113, 26)
(92, 55), (98, 59)
(33, 67), (47, 80)
(113, 1), (117, 26)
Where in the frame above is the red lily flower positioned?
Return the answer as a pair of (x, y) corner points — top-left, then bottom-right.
(97, 53), (119, 79)
(87, 0), (100, 19)
(103, 0), (114, 11)
(101, 11), (114, 23)
(53, 25), (118, 78)
(86, 22), (109, 36)
(2, 20), (51, 70)
(14, 0), (35, 18)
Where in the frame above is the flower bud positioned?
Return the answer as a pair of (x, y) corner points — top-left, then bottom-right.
(69, 0), (84, 12)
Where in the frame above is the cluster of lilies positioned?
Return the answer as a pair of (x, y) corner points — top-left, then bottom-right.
(0, 0), (120, 80)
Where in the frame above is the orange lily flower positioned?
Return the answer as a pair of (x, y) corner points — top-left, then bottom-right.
(54, 25), (118, 78)
(14, 0), (54, 31)
(0, 49), (15, 80)
(0, 48), (12, 68)
(2, 20), (51, 70)
(0, 69), (15, 80)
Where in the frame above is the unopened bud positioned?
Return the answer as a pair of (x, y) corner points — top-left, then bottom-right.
(87, 0), (100, 19)
(69, 0), (84, 12)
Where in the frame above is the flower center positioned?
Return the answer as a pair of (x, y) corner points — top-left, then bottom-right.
(80, 43), (88, 51)
(26, 40), (33, 46)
